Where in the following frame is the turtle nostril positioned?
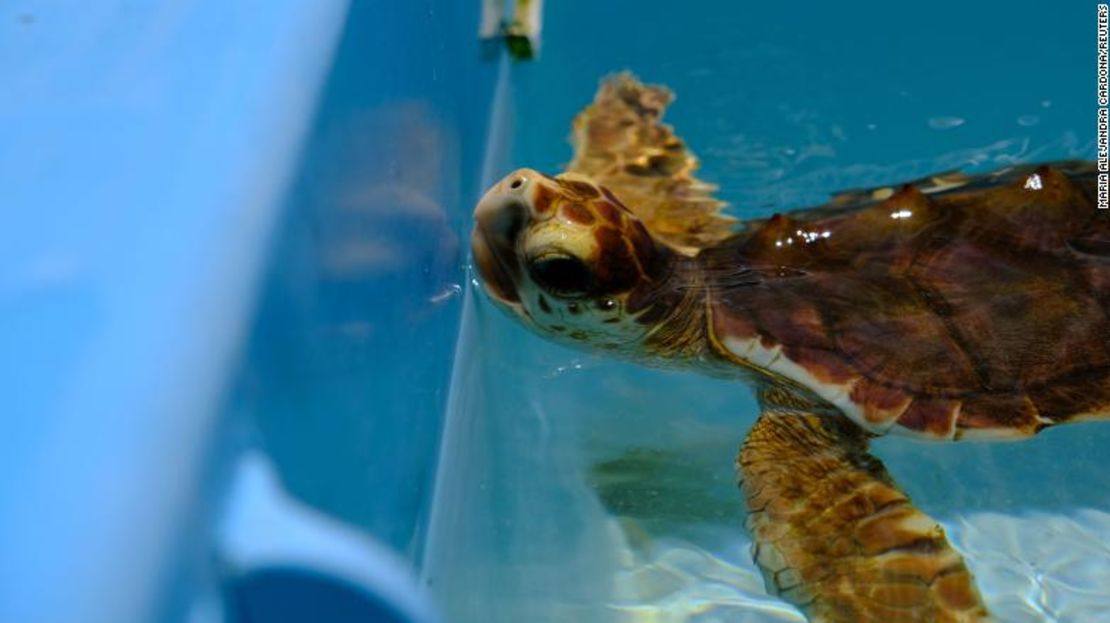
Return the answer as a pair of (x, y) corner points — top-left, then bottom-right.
(510, 177), (525, 190)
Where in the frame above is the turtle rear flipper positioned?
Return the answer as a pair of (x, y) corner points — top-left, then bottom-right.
(739, 403), (990, 622)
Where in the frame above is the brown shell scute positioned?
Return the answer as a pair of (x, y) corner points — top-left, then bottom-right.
(710, 161), (1110, 438)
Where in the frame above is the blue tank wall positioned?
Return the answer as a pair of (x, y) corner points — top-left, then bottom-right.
(226, 0), (502, 561)
(0, 1), (350, 622)
(1, 0), (504, 621)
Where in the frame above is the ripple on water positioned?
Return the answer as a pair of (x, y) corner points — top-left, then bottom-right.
(603, 509), (1110, 622)
(948, 509), (1110, 623)
(607, 528), (803, 622)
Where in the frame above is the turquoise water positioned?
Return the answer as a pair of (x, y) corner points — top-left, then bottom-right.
(426, 2), (1109, 622)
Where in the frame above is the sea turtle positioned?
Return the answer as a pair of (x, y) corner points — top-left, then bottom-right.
(470, 73), (1110, 622)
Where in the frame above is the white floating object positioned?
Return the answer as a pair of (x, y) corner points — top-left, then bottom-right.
(928, 116), (966, 130)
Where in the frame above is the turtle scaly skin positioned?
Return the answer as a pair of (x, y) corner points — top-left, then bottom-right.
(471, 74), (1109, 622)
(741, 390), (987, 621)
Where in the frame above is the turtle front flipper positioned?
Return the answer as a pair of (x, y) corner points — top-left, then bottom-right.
(739, 401), (990, 622)
(566, 73), (734, 254)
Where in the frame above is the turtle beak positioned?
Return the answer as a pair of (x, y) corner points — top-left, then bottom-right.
(471, 169), (542, 304)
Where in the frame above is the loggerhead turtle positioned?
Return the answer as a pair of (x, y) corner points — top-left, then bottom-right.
(470, 73), (1110, 622)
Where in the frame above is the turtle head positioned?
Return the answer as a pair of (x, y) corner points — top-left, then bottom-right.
(472, 168), (675, 354)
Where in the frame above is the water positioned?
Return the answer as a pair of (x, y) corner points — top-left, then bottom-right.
(425, 1), (1109, 622)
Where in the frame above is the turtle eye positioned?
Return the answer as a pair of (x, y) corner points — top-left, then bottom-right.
(529, 254), (593, 297)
